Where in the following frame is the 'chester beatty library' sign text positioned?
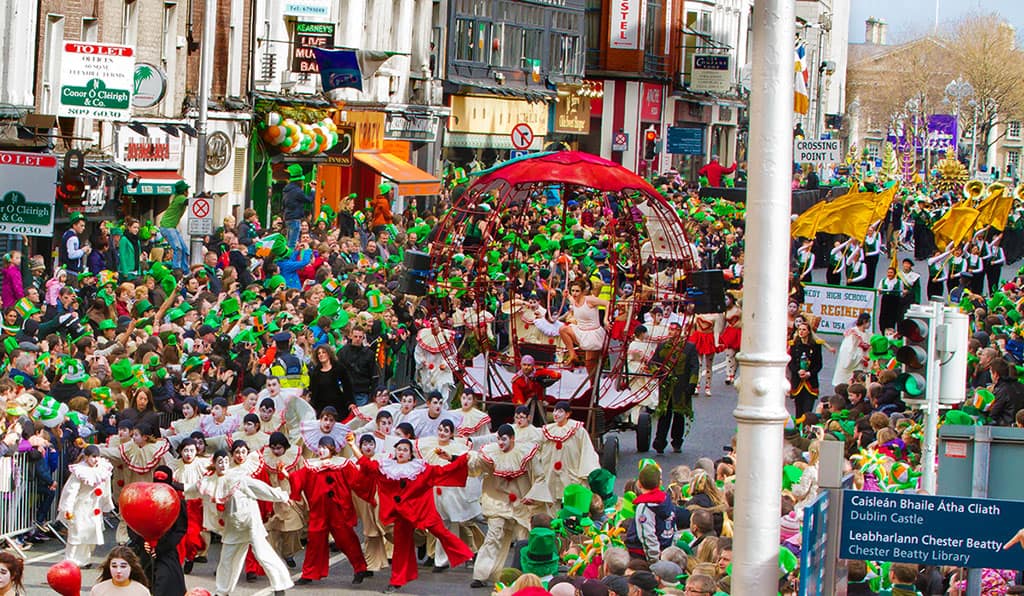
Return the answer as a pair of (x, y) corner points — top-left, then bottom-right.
(840, 491), (1024, 569)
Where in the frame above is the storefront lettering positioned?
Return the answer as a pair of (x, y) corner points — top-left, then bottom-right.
(125, 141), (171, 162)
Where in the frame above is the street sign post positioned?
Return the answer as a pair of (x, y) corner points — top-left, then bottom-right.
(612, 132), (629, 152)
(666, 127), (705, 155)
(794, 139), (841, 165)
(511, 123), (534, 150)
(840, 490), (1024, 570)
(187, 196), (213, 236)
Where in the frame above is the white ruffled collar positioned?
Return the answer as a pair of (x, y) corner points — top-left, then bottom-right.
(70, 459), (113, 486)
(378, 457), (427, 481)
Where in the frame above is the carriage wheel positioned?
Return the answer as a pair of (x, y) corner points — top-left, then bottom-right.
(600, 435), (619, 474)
(635, 410), (652, 453)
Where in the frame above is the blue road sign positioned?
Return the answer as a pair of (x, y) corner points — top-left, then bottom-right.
(840, 490), (1024, 569)
(510, 150), (529, 159)
(800, 491), (829, 596)
(666, 127), (704, 155)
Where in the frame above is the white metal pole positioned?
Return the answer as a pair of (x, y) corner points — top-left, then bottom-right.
(191, 0), (216, 266)
(731, 0), (795, 593)
(921, 301), (943, 494)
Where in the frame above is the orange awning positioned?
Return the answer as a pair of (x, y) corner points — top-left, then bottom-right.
(354, 151), (440, 196)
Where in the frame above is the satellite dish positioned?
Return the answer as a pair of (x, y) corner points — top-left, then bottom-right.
(739, 64), (753, 91)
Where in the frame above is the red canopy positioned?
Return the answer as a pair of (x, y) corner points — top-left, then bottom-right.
(473, 151), (660, 195)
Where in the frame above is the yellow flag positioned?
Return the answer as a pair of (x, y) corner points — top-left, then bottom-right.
(974, 184), (1013, 231)
(870, 185), (898, 224)
(816, 192), (879, 241)
(790, 200), (828, 239)
(932, 204), (981, 247)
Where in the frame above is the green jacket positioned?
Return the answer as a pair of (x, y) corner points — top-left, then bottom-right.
(118, 234), (141, 277)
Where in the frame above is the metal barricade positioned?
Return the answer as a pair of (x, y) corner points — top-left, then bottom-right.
(0, 449), (70, 557)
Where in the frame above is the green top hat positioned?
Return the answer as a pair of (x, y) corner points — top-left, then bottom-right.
(233, 329), (258, 345)
(587, 468), (616, 504)
(265, 275), (286, 291)
(366, 289), (386, 313)
(110, 358), (135, 385)
(330, 310), (350, 330)
(558, 483), (593, 519)
(69, 212), (86, 224)
(61, 360), (89, 384)
(519, 528), (559, 577)
(98, 318), (117, 331)
(867, 334), (893, 360)
(182, 355), (205, 371)
(944, 410), (978, 426)
(174, 180), (189, 194)
(241, 289), (259, 303)
(220, 297), (240, 318)
(167, 308), (185, 322)
(13, 297), (39, 318)
(318, 296), (341, 317)
(287, 164), (305, 182)
(379, 183), (392, 195)
(134, 299), (154, 316)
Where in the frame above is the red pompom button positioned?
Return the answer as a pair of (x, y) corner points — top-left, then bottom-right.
(218, 519), (225, 526)
(216, 504), (226, 512)
(428, 364), (435, 369)
(555, 443), (563, 450)
(548, 339), (555, 345)
(94, 488), (102, 496)
(554, 461), (563, 471)
(508, 493), (517, 503)
(93, 509), (101, 515)
(436, 488), (443, 496)
(117, 480), (125, 487)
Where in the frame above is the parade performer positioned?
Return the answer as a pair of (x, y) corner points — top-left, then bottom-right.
(171, 439), (209, 573)
(405, 391), (461, 438)
(511, 355), (561, 425)
(832, 312), (871, 388)
(352, 433), (395, 571)
(183, 449), (293, 596)
(260, 432), (306, 570)
(415, 316), (458, 397)
(415, 420), (484, 572)
(717, 293), (742, 385)
(346, 386), (391, 430)
(926, 244), (952, 300)
(127, 465), (188, 596)
(653, 323), (699, 454)
(58, 445), (114, 566)
(537, 401), (600, 503)
(288, 436), (372, 585)
(559, 279), (609, 372)
(512, 405), (544, 446)
(789, 322), (824, 418)
(796, 239), (815, 283)
(688, 311), (718, 397)
(357, 438), (475, 592)
(455, 389), (492, 439)
(299, 406), (351, 458)
(468, 424), (550, 588)
(876, 267), (904, 332)
(862, 226), (881, 287)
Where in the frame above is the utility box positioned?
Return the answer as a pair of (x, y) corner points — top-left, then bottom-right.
(938, 425), (1024, 499)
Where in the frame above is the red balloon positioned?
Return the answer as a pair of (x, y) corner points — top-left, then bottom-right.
(46, 560), (81, 596)
(722, 269), (734, 281)
(118, 482), (181, 543)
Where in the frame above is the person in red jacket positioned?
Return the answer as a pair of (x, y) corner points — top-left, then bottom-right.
(511, 355), (561, 425)
(357, 438), (474, 592)
(698, 155), (737, 187)
(288, 436), (372, 585)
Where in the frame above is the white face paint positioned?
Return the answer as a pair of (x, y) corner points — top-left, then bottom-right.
(437, 424), (453, 442)
(215, 456), (230, 474)
(497, 433), (513, 453)
(552, 408), (568, 424)
(181, 445), (197, 463)
(395, 443), (412, 463)
(232, 446), (248, 464)
(108, 558), (132, 584)
(317, 445), (333, 459)
(85, 454), (100, 467)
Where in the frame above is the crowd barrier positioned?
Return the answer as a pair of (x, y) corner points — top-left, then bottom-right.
(0, 449), (69, 557)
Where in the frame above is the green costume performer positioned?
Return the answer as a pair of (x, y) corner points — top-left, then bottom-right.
(652, 335), (699, 453)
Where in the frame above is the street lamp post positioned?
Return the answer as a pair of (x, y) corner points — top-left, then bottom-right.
(731, 0), (795, 594)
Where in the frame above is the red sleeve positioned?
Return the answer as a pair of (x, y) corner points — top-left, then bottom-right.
(723, 162), (737, 174)
(342, 463), (376, 504)
(288, 468), (307, 501)
(512, 376), (527, 405)
(428, 454), (469, 489)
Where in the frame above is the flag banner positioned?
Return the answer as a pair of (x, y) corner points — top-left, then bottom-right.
(932, 204), (981, 247)
(974, 184), (1013, 231)
(794, 40), (810, 115)
(313, 48), (363, 91)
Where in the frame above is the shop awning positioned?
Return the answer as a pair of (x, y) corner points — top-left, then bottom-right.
(123, 170), (184, 195)
(354, 152), (440, 196)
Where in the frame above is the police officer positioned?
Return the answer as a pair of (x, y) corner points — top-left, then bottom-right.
(269, 332), (306, 391)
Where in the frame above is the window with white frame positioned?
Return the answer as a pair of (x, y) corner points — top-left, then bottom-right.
(1008, 121), (1022, 140)
(41, 14), (65, 114)
(1007, 150), (1020, 176)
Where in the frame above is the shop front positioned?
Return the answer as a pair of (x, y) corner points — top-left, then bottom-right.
(113, 123), (185, 220)
(546, 84), (591, 152)
(444, 95), (550, 168)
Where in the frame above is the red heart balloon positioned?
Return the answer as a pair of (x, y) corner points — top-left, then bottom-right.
(46, 560), (81, 596)
(118, 482), (181, 542)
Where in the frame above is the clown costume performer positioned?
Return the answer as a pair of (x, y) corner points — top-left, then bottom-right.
(58, 445), (114, 566)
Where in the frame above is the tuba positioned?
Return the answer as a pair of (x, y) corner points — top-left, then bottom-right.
(965, 180), (984, 202)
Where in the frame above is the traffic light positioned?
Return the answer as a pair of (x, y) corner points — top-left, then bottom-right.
(57, 173), (86, 206)
(644, 130), (657, 160)
(895, 307), (933, 401)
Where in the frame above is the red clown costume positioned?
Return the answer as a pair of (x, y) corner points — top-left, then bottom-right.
(288, 443), (371, 583)
(357, 440), (474, 590)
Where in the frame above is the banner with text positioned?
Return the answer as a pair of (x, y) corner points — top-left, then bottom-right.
(0, 152), (58, 237)
(58, 42), (135, 120)
(795, 139), (842, 166)
(801, 283), (876, 335)
(840, 491), (1024, 569)
(609, 0), (640, 49)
